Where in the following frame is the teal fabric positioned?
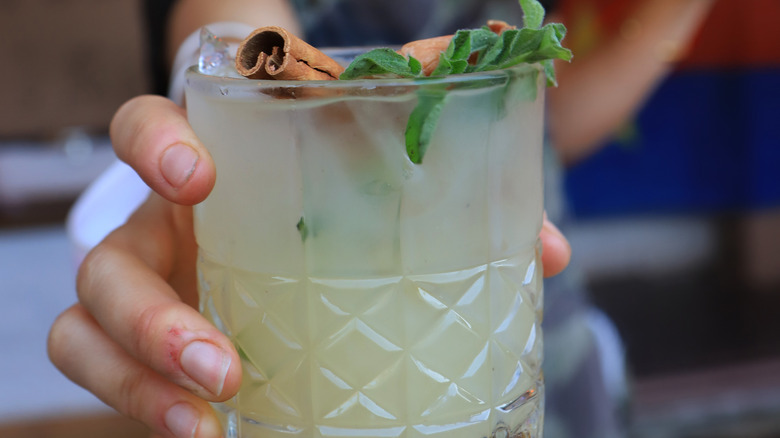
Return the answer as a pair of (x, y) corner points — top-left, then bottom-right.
(291, 0), (527, 47)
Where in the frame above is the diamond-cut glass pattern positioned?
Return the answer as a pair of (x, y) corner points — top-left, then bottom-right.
(199, 245), (543, 438)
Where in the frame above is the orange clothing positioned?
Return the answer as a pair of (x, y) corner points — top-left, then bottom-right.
(559, 0), (780, 69)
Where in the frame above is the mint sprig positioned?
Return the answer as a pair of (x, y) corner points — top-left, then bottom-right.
(520, 0), (546, 29)
(339, 0), (572, 164)
(340, 48), (422, 79)
(430, 28), (499, 77)
(404, 87), (448, 163)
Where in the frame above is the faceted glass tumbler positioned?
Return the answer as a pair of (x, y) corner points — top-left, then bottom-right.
(186, 52), (546, 438)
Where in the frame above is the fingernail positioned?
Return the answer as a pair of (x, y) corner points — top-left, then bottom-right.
(165, 403), (200, 438)
(180, 341), (231, 397)
(161, 143), (199, 188)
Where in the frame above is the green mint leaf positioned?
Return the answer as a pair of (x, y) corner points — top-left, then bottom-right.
(405, 88), (448, 164)
(296, 217), (308, 241)
(470, 32), (508, 71)
(340, 48), (423, 79)
(448, 28), (497, 59)
(433, 28), (498, 76)
(430, 52), (453, 77)
(407, 55), (423, 76)
(471, 30), (521, 71)
(338, 0), (571, 165)
(470, 27), (501, 54)
(522, 23), (572, 63)
(406, 17), (568, 164)
(519, 0), (545, 29)
(446, 30), (473, 61)
(541, 59), (558, 87)
(413, 17), (569, 163)
(448, 59), (470, 75)
(472, 25), (571, 77)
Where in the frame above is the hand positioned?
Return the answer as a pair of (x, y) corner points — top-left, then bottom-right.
(48, 95), (571, 438)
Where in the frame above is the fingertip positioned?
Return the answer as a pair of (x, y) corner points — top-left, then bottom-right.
(219, 348), (243, 402)
(155, 395), (223, 438)
(159, 142), (216, 205)
(160, 143), (200, 190)
(183, 339), (242, 403)
(110, 95), (215, 206)
(47, 304), (85, 372)
(164, 401), (223, 438)
(178, 340), (233, 400)
(196, 409), (224, 438)
(541, 219), (571, 278)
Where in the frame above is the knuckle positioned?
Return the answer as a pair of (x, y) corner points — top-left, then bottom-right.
(47, 305), (81, 367)
(111, 95), (169, 161)
(110, 95), (147, 144)
(131, 301), (180, 370)
(75, 243), (113, 305)
(116, 367), (151, 421)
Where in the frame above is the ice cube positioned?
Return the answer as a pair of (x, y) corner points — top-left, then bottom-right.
(198, 27), (241, 77)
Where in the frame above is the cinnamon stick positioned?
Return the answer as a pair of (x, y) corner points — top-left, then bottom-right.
(236, 26), (345, 80)
(486, 19), (517, 34)
(396, 20), (516, 77)
(236, 20), (515, 82)
(397, 35), (453, 77)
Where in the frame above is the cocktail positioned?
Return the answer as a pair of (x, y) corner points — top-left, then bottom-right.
(186, 6), (569, 435)
(187, 55), (545, 438)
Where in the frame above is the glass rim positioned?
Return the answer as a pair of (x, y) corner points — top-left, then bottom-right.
(185, 47), (543, 92)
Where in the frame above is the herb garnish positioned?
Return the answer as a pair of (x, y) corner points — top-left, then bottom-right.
(296, 216), (308, 241)
(339, 0), (572, 164)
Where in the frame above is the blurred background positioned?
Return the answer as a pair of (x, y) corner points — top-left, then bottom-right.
(0, 0), (150, 436)
(559, 1), (780, 437)
(0, 0), (778, 437)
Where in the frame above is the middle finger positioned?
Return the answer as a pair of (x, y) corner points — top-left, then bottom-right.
(48, 304), (223, 438)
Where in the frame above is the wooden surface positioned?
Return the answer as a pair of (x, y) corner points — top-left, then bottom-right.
(0, 412), (149, 438)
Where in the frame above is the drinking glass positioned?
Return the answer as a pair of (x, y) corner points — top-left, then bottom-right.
(186, 50), (546, 438)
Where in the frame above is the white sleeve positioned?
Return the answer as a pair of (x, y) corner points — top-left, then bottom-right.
(66, 161), (150, 265)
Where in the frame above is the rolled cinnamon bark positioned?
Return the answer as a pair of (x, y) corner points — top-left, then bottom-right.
(236, 26), (345, 80)
(486, 19), (517, 34)
(396, 20), (516, 77)
(397, 35), (453, 77)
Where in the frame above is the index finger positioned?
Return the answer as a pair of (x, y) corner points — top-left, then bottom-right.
(76, 195), (241, 402)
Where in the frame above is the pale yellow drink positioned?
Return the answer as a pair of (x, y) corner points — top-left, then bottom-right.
(186, 58), (545, 438)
